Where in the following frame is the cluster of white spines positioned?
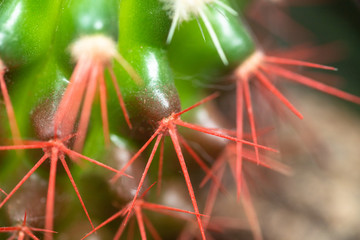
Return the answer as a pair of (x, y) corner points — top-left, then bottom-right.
(161, 0), (215, 22)
(162, 0), (238, 65)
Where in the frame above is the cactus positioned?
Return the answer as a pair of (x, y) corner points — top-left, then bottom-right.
(0, 0), (359, 239)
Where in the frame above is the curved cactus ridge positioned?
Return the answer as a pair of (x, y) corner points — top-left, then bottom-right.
(0, 0), (62, 69)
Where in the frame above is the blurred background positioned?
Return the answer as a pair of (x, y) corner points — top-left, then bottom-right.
(236, 1), (360, 239)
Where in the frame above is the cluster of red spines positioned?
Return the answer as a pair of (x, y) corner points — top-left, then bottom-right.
(1, 2), (360, 240)
(0, 213), (56, 240)
(1, 48), (360, 240)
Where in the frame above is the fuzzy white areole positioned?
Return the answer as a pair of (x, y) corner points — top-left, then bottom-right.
(54, 34), (142, 152)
